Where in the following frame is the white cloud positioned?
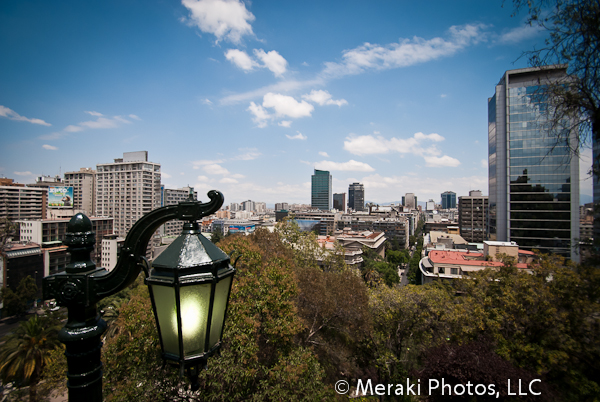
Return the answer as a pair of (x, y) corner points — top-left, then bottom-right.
(42, 144), (58, 150)
(286, 131), (307, 140)
(481, 159), (488, 169)
(247, 101), (271, 128)
(498, 24), (543, 44)
(344, 132), (444, 156)
(201, 99), (213, 105)
(0, 105), (51, 126)
(319, 151), (329, 157)
(204, 163), (230, 175)
(192, 159), (226, 169)
(278, 120), (292, 127)
(423, 155), (461, 167)
(220, 177), (239, 184)
(322, 23), (487, 78)
(225, 49), (257, 71)
(253, 49), (287, 76)
(64, 125), (84, 133)
(314, 159), (375, 172)
(79, 117), (120, 129)
(181, 0), (255, 44)
(263, 93), (314, 118)
(196, 175), (210, 181)
(62, 113), (136, 133)
(162, 172), (173, 179)
(13, 171), (33, 176)
(39, 132), (68, 140)
(220, 78), (322, 105)
(233, 148), (261, 160)
(344, 132), (460, 167)
(440, 94), (447, 98)
(302, 90), (347, 107)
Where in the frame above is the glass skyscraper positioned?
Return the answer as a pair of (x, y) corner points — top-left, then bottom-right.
(348, 182), (365, 211)
(488, 66), (579, 261)
(311, 169), (332, 211)
(441, 191), (456, 209)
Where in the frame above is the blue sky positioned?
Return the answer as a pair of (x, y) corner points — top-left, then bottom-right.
(0, 0), (593, 206)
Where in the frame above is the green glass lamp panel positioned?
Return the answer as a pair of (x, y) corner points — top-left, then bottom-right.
(180, 283), (212, 356)
(151, 285), (179, 356)
(209, 275), (233, 348)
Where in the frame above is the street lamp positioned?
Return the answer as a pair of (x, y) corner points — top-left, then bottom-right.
(147, 220), (235, 389)
(43, 190), (235, 401)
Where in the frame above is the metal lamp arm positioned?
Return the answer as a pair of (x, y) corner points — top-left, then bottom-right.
(91, 190), (224, 300)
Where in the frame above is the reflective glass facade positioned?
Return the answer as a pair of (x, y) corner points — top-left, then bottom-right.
(311, 169), (332, 211)
(488, 67), (579, 260)
(441, 191), (456, 209)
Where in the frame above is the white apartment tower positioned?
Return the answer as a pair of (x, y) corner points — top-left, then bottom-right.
(95, 151), (161, 238)
(162, 186), (198, 237)
(64, 167), (95, 216)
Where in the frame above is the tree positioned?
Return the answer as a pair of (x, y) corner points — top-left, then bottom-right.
(453, 255), (600, 401)
(0, 275), (38, 317)
(97, 229), (334, 401)
(509, 0), (600, 158)
(0, 314), (63, 402)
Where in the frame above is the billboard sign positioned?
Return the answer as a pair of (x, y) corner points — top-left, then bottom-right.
(48, 186), (74, 208)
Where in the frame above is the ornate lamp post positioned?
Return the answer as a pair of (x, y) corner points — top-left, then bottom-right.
(43, 190), (235, 401)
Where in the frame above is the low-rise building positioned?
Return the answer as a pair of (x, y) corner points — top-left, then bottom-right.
(419, 240), (536, 284)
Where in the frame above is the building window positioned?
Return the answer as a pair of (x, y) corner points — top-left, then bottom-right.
(438, 267), (445, 274)
(451, 268), (458, 275)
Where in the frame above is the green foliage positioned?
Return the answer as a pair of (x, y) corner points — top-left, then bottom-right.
(0, 314), (63, 402)
(210, 228), (223, 244)
(0, 275), (38, 317)
(99, 229), (333, 401)
(452, 255), (600, 401)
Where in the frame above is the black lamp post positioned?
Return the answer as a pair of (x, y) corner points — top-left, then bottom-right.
(43, 190), (235, 401)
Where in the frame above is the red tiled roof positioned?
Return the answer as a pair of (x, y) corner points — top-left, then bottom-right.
(428, 250), (528, 269)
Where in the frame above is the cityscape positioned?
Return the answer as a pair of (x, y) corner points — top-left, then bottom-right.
(0, 1), (598, 401)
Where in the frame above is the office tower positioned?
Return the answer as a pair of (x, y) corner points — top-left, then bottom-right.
(441, 191), (456, 209)
(348, 183), (365, 212)
(333, 193), (346, 213)
(403, 193), (417, 209)
(458, 190), (489, 243)
(162, 187), (197, 237)
(95, 151), (161, 238)
(230, 202), (240, 212)
(311, 169), (332, 211)
(488, 66), (579, 260)
(64, 167), (95, 216)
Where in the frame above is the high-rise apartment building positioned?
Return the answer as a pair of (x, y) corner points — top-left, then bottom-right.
(488, 66), (579, 260)
(275, 202), (289, 211)
(162, 186), (197, 237)
(402, 193), (417, 209)
(348, 183), (365, 212)
(333, 193), (346, 213)
(0, 185), (47, 221)
(311, 169), (332, 211)
(458, 190), (489, 243)
(441, 191), (456, 209)
(241, 200), (255, 212)
(95, 151), (162, 238)
(64, 167), (95, 216)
